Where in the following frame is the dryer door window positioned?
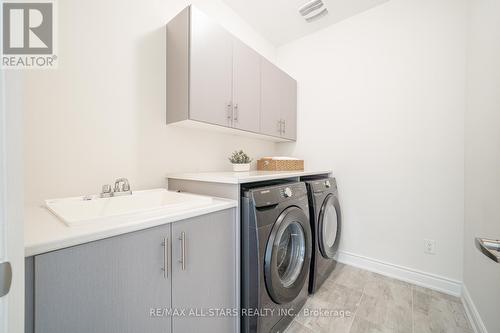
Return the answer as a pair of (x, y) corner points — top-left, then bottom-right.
(264, 206), (312, 304)
(318, 194), (342, 259)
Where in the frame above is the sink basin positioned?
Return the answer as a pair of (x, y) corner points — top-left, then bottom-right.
(45, 189), (213, 226)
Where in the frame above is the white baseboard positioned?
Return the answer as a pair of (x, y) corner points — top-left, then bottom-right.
(461, 285), (488, 333)
(336, 250), (462, 297)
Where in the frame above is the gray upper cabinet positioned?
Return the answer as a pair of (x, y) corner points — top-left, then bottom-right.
(232, 40), (261, 133)
(190, 7), (233, 127)
(166, 5), (297, 141)
(261, 58), (284, 138)
(261, 58), (297, 140)
(280, 73), (297, 140)
(28, 209), (237, 333)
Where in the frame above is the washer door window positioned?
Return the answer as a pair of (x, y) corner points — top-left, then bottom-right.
(318, 194), (342, 259)
(264, 206), (312, 304)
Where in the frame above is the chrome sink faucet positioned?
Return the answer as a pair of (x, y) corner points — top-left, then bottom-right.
(114, 178), (132, 196)
(100, 178), (132, 198)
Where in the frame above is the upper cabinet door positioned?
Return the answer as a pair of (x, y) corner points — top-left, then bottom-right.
(232, 40), (261, 133)
(280, 74), (297, 140)
(189, 7), (233, 127)
(260, 59), (284, 137)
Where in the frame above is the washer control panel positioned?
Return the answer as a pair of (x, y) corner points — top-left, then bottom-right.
(249, 182), (307, 208)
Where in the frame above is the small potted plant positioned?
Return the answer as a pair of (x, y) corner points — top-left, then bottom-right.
(229, 150), (252, 172)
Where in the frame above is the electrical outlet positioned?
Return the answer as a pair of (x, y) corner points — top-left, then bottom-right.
(424, 239), (436, 255)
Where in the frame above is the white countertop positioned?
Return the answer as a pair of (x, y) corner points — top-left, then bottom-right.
(167, 170), (332, 184)
(25, 196), (237, 257)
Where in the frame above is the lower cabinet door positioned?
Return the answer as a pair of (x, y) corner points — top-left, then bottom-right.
(171, 209), (237, 333)
(34, 223), (172, 333)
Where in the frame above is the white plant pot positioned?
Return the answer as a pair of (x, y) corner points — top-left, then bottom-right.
(232, 163), (251, 172)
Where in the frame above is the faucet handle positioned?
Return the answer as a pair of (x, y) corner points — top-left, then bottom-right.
(100, 184), (113, 198)
(112, 178), (132, 196)
(102, 184), (112, 194)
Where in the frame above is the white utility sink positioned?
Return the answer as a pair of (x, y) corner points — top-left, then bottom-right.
(45, 189), (213, 226)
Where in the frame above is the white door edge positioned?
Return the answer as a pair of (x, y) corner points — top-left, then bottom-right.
(0, 63), (25, 333)
(0, 54), (8, 333)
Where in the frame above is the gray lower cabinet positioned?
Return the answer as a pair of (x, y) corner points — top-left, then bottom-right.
(171, 210), (237, 332)
(33, 223), (172, 333)
(26, 209), (237, 333)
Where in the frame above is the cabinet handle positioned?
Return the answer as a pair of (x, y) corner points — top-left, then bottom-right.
(226, 103), (232, 121)
(162, 237), (169, 279)
(282, 120), (286, 135)
(277, 120), (282, 134)
(234, 104), (239, 122)
(178, 232), (186, 271)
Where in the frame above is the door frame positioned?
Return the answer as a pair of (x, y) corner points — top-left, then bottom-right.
(0, 50), (5, 333)
(0, 67), (25, 332)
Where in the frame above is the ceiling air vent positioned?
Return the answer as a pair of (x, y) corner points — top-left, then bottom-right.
(299, 0), (329, 23)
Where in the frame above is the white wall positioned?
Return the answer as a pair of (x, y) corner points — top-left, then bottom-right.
(23, 0), (277, 204)
(276, 0), (466, 281)
(464, 0), (500, 331)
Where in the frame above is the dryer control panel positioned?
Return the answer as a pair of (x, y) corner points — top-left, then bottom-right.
(309, 177), (338, 193)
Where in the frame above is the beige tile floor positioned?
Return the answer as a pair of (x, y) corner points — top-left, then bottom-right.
(285, 264), (473, 333)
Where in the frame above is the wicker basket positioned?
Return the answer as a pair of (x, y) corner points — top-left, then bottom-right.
(257, 158), (304, 171)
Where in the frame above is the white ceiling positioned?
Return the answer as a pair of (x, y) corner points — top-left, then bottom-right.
(222, 0), (390, 46)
